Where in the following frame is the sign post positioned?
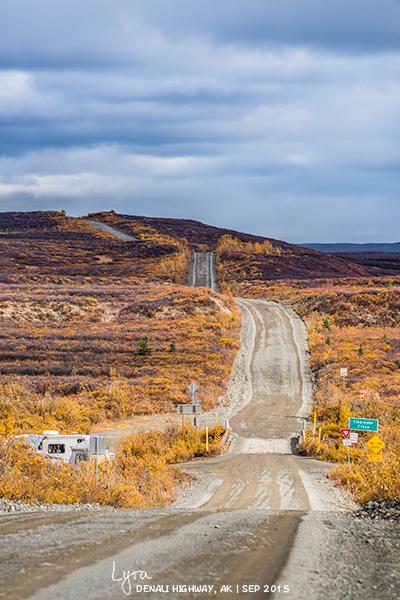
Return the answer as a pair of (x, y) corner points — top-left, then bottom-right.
(177, 401), (203, 428)
(342, 438), (351, 463)
(341, 428), (352, 464)
(188, 382), (198, 428)
(340, 368), (348, 388)
(90, 436), (105, 483)
(338, 368), (348, 417)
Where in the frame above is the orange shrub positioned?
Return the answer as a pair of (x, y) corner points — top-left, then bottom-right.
(0, 424), (226, 508)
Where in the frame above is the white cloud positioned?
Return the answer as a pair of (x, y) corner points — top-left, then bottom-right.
(0, 1), (399, 240)
(0, 70), (67, 118)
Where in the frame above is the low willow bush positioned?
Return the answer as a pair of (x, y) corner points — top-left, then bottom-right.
(0, 424), (226, 508)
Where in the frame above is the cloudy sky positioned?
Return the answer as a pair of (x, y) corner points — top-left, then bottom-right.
(0, 0), (399, 242)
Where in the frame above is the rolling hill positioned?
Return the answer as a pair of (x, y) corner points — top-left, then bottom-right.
(85, 211), (381, 281)
(1, 211), (399, 288)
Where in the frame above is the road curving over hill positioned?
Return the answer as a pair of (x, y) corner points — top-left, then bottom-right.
(1, 252), (398, 600)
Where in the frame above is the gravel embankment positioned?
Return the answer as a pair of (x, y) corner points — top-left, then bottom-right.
(276, 510), (400, 600)
(0, 498), (111, 514)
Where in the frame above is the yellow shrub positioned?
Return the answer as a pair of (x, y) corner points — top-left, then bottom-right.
(0, 424), (227, 508)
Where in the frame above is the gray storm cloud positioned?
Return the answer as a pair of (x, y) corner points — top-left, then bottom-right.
(0, 0), (399, 241)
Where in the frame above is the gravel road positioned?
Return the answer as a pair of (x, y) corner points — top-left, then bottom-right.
(84, 219), (138, 241)
(189, 252), (218, 290)
(0, 253), (398, 600)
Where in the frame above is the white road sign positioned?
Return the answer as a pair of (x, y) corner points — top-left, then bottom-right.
(90, 436), (106, 455)
(342, 439), (352, 447)
(178, 402), (203, 415)
(340, 368), (348, 377)
(188, 382), (198, 395)
(349, 432), (358, 443)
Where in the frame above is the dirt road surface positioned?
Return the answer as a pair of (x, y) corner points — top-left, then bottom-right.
(84, 219), (138, 241)
(189, 252), (218, 290)
(1, 252), (398, 600)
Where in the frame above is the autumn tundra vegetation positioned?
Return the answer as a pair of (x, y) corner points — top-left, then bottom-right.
(0, 283), (240, 433)
(0, 210), (399, 507)
(0, 211), (240, 507)
(0, 211), (191, 286)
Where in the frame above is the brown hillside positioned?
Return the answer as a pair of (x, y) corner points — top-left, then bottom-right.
(0, 211), (188, 285)
(337, 252), (400, 275)
(87, 211), (380, 281)
(1, 210), (398, 284)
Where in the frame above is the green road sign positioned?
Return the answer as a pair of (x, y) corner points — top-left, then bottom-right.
(348, 417), (378, 432)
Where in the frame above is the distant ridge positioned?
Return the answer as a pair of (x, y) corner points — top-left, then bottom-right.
(302, 243), (400, 254)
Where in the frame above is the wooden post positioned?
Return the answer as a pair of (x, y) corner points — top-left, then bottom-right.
(206, 427), (209, 452)
(313, 412), (317, 434)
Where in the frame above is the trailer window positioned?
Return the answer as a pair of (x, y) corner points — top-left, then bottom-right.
(47, 443), (65, 454)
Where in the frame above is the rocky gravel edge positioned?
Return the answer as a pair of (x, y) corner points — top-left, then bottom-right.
(356, 499), (400, 522)
(0, 498), (113, 514)
(215, 299), (255, 420)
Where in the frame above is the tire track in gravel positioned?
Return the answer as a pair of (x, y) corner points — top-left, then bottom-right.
(0, 252), (355, 600)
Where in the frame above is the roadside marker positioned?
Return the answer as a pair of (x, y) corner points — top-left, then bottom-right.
(366, 436), (385, 463)
(188, 382), (198, 399)
(366, 435), (385, 453)
(187, 382), (200, 427)
(206, 426), (209, 452)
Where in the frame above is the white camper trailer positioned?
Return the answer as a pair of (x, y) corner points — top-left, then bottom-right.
(16, 431), (111, 465)
(38, 430), (91, 464)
